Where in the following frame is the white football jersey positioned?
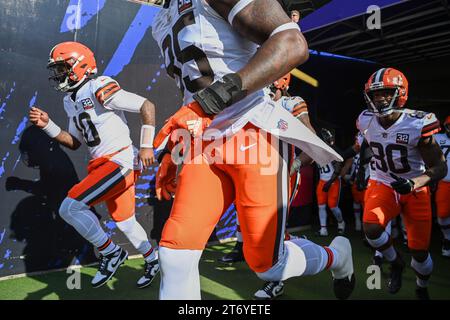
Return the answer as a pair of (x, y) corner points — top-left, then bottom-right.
(318, 162), (335, 181)
(152, 0), (270, 136)
(434, 133), (450, 182)
(152, 0), (342, 166)
(357, 108), (440, 186)
(63, 76), (134, 169)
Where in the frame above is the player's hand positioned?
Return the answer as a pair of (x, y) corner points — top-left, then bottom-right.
(322, 179), (333, 192)
(153, 101), (213, 149)
(155, 153), (177, 201)
(29, 107), (50, 128)
(139, 147), (155, 169)
(390, 173), (415, 194)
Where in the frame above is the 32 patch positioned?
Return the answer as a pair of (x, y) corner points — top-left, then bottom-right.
(396, 133), (409, 144)
(178, 0), (192, 14)
(80, 98), (95, 110)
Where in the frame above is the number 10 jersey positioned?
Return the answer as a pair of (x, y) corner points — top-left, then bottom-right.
(357, 108), (440, 186)
(63, 76), (134, 169)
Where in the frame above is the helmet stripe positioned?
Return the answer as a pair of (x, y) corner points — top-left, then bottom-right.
(374, 68), (386, 83)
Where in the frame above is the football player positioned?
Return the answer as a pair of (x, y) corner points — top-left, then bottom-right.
(316, 128), (347, 237)
(152, 0), (354, 300)
(358, 67), (447, 300)
(433, 116), (450, 257)
(29, 42), (159, 288)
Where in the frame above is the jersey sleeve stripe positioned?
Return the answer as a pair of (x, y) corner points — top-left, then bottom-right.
(95, 82), (121, 105)
(421, 121), (441, 137)
(292, 103), (308, 116)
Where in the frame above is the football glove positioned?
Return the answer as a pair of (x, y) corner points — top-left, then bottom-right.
(155, 153), (177, 201)
(153, 101), (213, 149)
(390, 173), (415, 195)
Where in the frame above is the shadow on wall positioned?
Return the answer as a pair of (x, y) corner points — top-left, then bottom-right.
(5, 125), (98, 274)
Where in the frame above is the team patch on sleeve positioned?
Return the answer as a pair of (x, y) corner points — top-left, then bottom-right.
(95, 80), (121, 105)
(421, 112), (441, 137)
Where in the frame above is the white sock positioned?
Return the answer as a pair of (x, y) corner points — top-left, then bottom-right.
(411, 254), (433, 288)
(159, 247), (202, 300)
(235, 217), (243, 243)
(331, 207), (343, 223)
(98, 238), (119, 256)
(116, 215), (154, 261)
(353, 202), (361, 223)
(318, 205), (327, 228)
(366, 231), (397, 262)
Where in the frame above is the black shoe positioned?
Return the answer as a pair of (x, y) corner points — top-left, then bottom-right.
(415, 286), (430, 300)
(219, 242), (244, 263)
(254, 281), (284, 300)
(387, 254), (405, 294)
(333, 274), (356, 300)
(137, 259), (160, 289)
(91, 248), (128, 288)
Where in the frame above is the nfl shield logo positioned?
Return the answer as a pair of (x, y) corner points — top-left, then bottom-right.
(277, 119), (288, 131)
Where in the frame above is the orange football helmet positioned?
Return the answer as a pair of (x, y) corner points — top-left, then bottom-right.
(273, 73), (291, 90)
(47, 41), (97, 92)
(364, 68), (408, 117)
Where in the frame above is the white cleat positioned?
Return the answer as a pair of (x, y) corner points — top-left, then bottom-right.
(337, 221), (346, 235)
(319, 227), (329, 237)
(91, 247), (128, 288)
(328, 236), (355, 300)
(254, 281), (284, 300)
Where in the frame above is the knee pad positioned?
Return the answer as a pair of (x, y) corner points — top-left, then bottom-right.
(59, 197), (89, 222)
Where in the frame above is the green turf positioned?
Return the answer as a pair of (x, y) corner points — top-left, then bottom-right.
(0, 228), (449, 300)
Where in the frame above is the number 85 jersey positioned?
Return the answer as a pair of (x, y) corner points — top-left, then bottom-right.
(357, 108), (440, 186)
(63, 76), (134, 168)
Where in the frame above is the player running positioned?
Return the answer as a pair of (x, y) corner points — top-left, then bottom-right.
(357, 67), (447, 300)
(29, 41), (159, 288)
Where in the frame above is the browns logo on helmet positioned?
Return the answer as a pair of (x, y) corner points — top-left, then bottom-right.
(47, 41), (98, 92)
(364, 68), (408, 117)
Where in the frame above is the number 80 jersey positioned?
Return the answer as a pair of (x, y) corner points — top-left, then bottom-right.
(63, 76), (133, 168)
(357, 108), (440, 186)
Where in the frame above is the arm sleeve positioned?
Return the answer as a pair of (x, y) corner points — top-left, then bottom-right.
(103, 89), (147, 113)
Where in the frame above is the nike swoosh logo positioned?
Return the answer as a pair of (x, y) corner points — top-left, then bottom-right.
(240, 143), (257, 152)
(110, 253), (122, 270)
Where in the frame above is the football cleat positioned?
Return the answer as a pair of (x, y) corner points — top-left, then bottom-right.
(329, 236), (356, 300)
(442, 239), (450, 258)
(254, 281), (284, 300)
(219, 241), (244, 263)
(91, 247), (128, 288)
(337, 221), (346, 235)
(318, 227), (329, 237)
(137, 259), (160, 289)
(415, 286), (430, 300)
(387, 254), (405, 294)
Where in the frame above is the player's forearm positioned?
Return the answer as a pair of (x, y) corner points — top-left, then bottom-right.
(54, 130), (81, 150)
(140, 100), (155, 126)
(238, 31), (308, 94)
(413, 163), (447, 189)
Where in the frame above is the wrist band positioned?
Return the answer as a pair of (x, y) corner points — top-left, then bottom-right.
(140, 124), (155, 148)
(42, 119), (62, 138)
